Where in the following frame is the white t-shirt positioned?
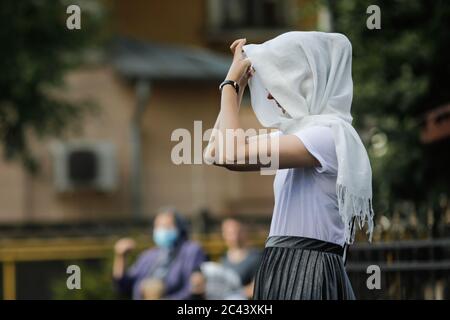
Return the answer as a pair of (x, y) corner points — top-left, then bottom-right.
(269, 126), (346, 246)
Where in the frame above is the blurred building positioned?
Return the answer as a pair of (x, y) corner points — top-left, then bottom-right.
(0, 0), (322, 226)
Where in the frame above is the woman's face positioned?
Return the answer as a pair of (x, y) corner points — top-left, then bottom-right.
(222, 219), (244, 247)
(154, 212), (176, 230)
(153, 212), (179, 248)
(267, 93), (287, 115)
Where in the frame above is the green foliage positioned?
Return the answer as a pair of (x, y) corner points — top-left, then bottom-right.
(0, 0), (105, 172)
(333, 0), (450, 216)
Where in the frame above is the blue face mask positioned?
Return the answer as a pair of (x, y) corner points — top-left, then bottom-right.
(153, 228), (179, 248)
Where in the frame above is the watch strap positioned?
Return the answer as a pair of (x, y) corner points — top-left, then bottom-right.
(219, 80), (239, 94)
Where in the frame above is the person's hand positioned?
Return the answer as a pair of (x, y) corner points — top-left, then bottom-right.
(189, 271), (206, 295)
(114, 238), (136, 256)
(226, 38), (254, 90)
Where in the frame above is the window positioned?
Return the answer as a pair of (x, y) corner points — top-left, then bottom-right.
(207, 0), (296, 31)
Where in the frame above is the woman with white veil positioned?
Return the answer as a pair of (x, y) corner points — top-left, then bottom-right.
(204, 32), (374, 300)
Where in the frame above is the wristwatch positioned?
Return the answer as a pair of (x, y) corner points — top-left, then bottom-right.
(219, 80), (239, 94)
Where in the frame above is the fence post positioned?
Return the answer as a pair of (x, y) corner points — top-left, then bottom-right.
(3, 261), (16, 300)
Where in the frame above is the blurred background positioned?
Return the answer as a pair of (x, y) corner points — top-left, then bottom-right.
(0, 0), (449, 300)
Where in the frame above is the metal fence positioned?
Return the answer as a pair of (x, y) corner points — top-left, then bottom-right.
(347, 238), (450, 299)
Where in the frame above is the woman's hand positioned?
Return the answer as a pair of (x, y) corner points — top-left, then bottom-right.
(113, 237), (136, 280)
(114, 237), (136, 256)
(226, 38), (254, 90)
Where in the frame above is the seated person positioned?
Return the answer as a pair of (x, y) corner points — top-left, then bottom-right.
(113, 207), (206, 299)
(220, 218), (262, 299)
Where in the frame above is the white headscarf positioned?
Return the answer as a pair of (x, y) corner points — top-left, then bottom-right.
(243, 31), (374, 244)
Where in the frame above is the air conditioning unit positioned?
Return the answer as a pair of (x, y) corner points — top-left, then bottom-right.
(51, 141), (118, 192)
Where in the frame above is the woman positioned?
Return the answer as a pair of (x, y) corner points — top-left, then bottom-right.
(113, 207), (206, 299)
(204, 32), (374, 300)
(220, 218), (261, 298)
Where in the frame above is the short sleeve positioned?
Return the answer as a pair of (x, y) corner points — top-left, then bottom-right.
(247, 129), (281, 144)
(293, 126), (338, 175)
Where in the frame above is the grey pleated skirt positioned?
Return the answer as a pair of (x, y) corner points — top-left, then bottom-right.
(253, 236), (355, 300)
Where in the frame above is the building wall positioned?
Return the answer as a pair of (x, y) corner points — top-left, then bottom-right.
(0, 66), (274, 223)
(0, 0), (318, 224)
(115, 0), (208, 47)
(114, 0), (318, 49)
(0, 67), (134, 223)
(0, 158), (27, 223)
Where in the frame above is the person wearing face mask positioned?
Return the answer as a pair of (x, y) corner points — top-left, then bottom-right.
(113, 207), (206, 300)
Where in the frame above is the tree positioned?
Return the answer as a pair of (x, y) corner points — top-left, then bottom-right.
(333, 0), (450, 232)
(0, 1), (105, 171)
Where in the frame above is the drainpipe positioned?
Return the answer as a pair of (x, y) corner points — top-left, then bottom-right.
(131, 79), (150, 222)
(325, 0), (336, 31)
